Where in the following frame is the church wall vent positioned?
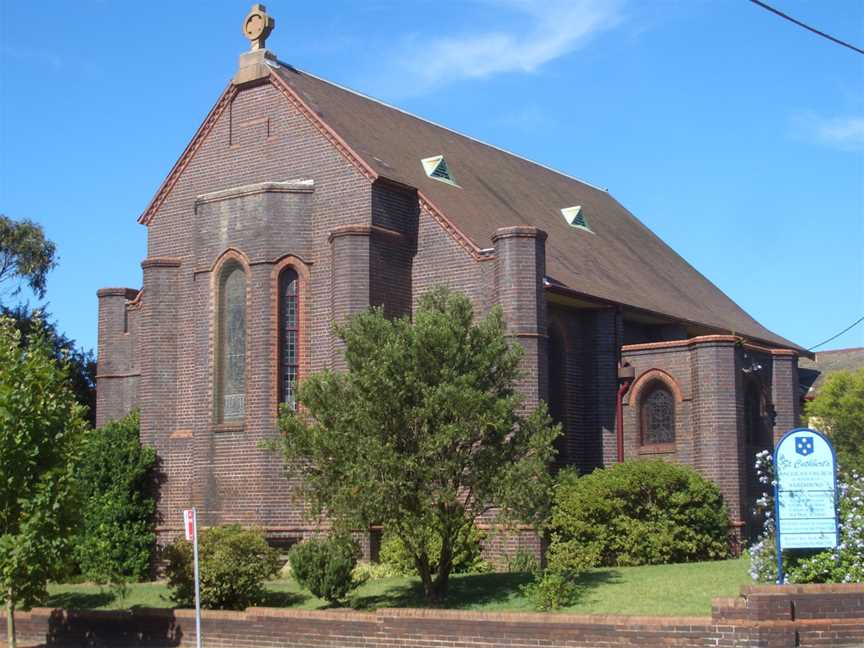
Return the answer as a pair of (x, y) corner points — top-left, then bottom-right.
(561, 205), (593, 233)
(421, 155), (459, 187)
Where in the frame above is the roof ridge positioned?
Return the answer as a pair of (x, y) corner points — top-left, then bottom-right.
(279, 62), (609, 195)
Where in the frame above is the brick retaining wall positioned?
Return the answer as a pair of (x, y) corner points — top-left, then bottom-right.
(4, 584), (862, 647)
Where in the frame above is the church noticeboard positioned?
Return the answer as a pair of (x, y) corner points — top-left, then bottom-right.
(773, 428), (839, 563)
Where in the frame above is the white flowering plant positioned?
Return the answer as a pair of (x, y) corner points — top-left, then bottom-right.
(748, 450), (863, 584)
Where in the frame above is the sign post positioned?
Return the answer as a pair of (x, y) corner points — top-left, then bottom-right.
(183, 508), (202, 648)
(773, 428), (839, 584)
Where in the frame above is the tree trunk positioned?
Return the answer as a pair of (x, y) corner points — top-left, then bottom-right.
(431, 533), (454, 603)
(429, 570), (450, 602)
(6, 589), (15, 648)
(415, 555), (434, 603)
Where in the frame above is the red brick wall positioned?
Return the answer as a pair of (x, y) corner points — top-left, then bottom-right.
(622, 336), (800, 539)
(492, 226), (547, 410)
(772, 352), (800, 441)
(95, 288), (141, 427)
(7, 584), (863, 647)
(93, 67), (805, 564)
(622, 341), (743, 535)
(97, 74), (518, 551)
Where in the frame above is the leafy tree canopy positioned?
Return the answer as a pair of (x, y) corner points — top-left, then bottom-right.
(73, 411), (156, 584)
(1, 304), (96, 425)
(0, 316), (87, 648)
(805, 367), (864, 476)
(278, 287), (559, 601)
(0, 215), (57, 301)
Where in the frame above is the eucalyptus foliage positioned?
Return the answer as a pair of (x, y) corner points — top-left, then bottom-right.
(0, 316), (87, 647)
(278, 287), (560, 601)
(0, 215), (57, 301)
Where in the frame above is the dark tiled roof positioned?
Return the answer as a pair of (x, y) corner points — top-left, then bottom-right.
(799, 347), (864, 397)
(271, 65), (802, 352)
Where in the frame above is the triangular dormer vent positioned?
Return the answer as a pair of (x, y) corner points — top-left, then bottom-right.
(421, 155), (459, 187)
(561, 206), (592, 233)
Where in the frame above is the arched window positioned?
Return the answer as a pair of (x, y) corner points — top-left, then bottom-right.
(216, 261), (246, 423)
(278, 268), (300, 410)
(641, 382), (675, 445)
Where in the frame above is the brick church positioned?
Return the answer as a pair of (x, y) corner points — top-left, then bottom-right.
(96, 6), (805, 550)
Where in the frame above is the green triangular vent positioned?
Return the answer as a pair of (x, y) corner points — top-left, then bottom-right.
(561, 206), (592, 233)
(421, 155), (459, 187)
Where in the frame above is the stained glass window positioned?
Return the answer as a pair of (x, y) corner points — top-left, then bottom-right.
(217, 262), (246, 422)
(279, 268), (299, 410)
(641, 383), (675, 445)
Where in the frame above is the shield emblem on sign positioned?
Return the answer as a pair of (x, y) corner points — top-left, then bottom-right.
(795, 436), (814, 456)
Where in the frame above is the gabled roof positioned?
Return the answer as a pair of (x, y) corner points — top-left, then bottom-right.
(272, 65), (802, 353)
(138, 61), (803, 353)
(799, 347), (864, 397)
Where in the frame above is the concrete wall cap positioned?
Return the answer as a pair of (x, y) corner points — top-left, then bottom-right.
(623, 335), (800, 357)
(96, 287), (140, 299)
(141, 257), (182, 270)
(491, 225), (548, 242)
(195, 179), (314, 205)
(328, 224), (402, 243)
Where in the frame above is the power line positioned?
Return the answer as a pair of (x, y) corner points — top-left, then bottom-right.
(747, 0), (864, 55)
(808, 315), (864, 351)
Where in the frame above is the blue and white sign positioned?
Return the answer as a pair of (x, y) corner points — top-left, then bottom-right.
(773, 428), (839, 552)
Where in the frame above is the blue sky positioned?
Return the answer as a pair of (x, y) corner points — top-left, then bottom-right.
(1, 0), (862, 353)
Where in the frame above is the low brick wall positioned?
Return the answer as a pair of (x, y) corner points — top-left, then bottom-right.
(3, 584), (862, 647)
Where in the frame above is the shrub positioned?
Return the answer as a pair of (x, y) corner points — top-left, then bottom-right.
(547, 460), (731, 570)
(352, 560), (401, 581)
(380, 523), (491, 576)
(506, 549), (539, 574)
(288, 535), (361, 604)
(521, 569), (582, 611)
(73, 411), (157, 584)
(163, 525), (281, 610)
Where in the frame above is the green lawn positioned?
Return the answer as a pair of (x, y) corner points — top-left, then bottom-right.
(46, 557), (750, 617)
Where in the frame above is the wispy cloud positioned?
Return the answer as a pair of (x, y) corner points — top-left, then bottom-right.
(390, 0), (624, 94)
(794, 114), (864, 152)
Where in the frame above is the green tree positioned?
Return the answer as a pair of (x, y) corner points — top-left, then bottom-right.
(0, 316), (87, 648)
(2, 304), (96, 425)
(805, 368), (864, 475)
(278, 287), (559, 602)
(0, 215), (57, 301)
(74, 411), (156, 584)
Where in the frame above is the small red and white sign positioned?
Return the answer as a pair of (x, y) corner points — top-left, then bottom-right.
(183, 509), (196, 541)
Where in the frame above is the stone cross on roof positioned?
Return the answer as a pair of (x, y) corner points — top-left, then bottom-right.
(242, 4), (275, 51)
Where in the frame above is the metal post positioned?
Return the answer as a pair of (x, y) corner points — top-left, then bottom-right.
(192, 507), (202, 648)
(773, 484), (784, 584)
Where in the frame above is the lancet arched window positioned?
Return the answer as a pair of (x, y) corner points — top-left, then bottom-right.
(640, 382), (675, 445)
(216, 261), (246, 423)
(278, 268), (300, 410)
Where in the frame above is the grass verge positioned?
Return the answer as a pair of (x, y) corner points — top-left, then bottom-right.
(45, 557), (750, 617)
